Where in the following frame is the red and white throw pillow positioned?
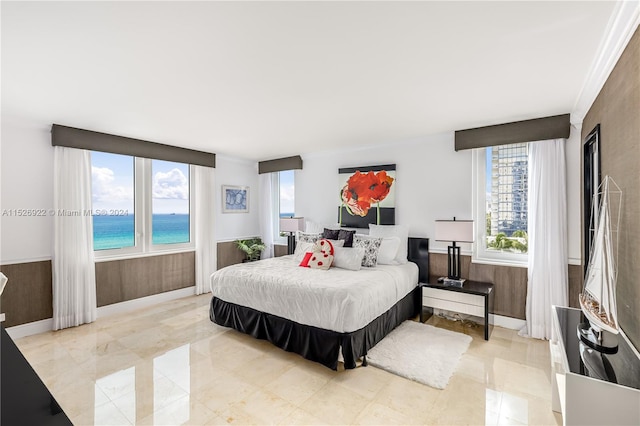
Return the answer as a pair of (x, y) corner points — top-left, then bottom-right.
(299, 239), (334, 270)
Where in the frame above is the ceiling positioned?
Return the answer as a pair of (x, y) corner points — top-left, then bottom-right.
(1, 1), (617, 161)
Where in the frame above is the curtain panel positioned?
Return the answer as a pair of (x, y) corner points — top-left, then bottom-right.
(195, 166), (216, 295)
(259, 173), (276, 259)
(52, 147), (97, 330)
(523, 139), (569, 339)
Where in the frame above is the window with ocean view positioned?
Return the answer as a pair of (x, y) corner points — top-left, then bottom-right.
(152, 160), (190, 245)
(91, 152), (193, 255)
(279, 170), (295, 219)
(91, 152), (135, 251)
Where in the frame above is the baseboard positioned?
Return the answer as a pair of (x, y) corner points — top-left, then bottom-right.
(97, 287), (196, 319)
(5, 286), (197, 339)
(6, 318), (54, 340)
(491, 313), (526, 331)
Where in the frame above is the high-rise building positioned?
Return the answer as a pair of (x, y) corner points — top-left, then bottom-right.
(489, 143), (528, 237)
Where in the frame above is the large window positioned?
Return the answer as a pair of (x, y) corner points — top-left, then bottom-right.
(474, 143), (529, 265)
(278, 170), (295, 219)
(273, 170), (295, 242)
(91, 152), (194, 256)
(91, 152), (136, 251)
(151, 160), (190, 245)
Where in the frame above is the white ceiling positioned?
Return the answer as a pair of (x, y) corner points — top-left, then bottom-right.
(2, 1), (617, 161)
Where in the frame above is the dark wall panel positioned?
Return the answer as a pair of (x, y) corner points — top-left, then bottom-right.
(582, 26), (640, 350)
(96, 252), (195, 307)
(0, 261), (53, 327)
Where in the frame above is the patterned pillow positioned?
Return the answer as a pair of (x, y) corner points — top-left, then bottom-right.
(297, 231), (322, 244)
(353, 235), (383, 267)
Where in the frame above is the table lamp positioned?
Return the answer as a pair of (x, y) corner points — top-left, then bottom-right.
(280, 217), (305, 255)
(435, 218), (474, 284)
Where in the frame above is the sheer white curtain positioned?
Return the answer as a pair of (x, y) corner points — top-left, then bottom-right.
(523, 139), (569, 339)
(195, 165), (216, 295)
(52, 146), (97, 330)
(259, 173), (275, 259)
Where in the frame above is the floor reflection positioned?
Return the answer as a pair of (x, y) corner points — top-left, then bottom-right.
(15, 294), (560, 425)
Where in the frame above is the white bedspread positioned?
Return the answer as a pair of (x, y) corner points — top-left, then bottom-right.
(210, 256), (419, 333)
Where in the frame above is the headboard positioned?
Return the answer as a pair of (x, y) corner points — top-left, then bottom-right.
(408, 237), (429, 283)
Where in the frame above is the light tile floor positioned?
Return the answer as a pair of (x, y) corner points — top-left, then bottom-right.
(15, 294), (562, 425)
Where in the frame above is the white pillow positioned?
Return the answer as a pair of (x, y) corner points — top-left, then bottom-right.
(293, 241), (315, 263)
(333, 246), (364, 271)
(305, 221), (341, 234)
(377, 236), (401, 265)
(369, 224), (409, 264)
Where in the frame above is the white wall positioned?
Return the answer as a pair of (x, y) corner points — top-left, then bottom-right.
(214, 155), (260, 241)
(296, 130), (582, 261)
(1, 116), (55, 263)
(296, 132), (473, 254)
(0, 113), (581, 264)
(0, 115), (260, 264)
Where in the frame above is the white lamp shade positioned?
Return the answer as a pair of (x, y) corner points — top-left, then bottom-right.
(280, 217), (305, 233)
(435, 220), (474, 243)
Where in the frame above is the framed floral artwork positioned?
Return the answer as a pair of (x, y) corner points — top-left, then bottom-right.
(222, 185), (249, 213)
(338, 164), (396, 228)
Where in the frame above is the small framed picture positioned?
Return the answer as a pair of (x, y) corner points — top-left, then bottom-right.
(222, 185), (249, 213)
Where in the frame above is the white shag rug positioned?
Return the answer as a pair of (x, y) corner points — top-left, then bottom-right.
(366, 321), (472, 389)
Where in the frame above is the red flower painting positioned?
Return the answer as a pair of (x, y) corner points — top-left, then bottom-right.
(340, 170), (394, 218)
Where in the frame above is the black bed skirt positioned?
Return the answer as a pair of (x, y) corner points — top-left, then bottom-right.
(209, 287), (420, 370)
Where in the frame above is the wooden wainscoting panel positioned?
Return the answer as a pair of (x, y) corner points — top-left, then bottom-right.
(96, 252), (194, 307)
(429, 253), (448, 278)
(274, 245), (288, 257)
(568, 264), (583, 309)
(491, 265), (528, 320)
(0, 261), (53, 327)
(217, 241), (245, 269)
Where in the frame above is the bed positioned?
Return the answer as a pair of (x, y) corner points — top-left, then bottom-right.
(209, 237), (429, 370)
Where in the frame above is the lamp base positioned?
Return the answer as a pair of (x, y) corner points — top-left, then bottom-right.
(444, 278), (465, 288)
(287, 234), (296, 255)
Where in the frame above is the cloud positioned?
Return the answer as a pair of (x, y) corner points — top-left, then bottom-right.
(153, 168), (188, 200)
(92, 166), (133, 203)
(280, 183), (295, 213)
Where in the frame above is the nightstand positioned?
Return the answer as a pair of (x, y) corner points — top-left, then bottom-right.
(420, 277), (495, 340)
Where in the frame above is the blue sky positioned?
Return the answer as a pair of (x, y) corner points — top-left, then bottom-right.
(279, 170), (295, 215)
(91, 152), (189, 214)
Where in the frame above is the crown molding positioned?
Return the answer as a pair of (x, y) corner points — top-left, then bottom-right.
(572, 0), (640, 125)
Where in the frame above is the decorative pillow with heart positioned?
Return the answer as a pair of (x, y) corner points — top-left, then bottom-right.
(299, 239), (335, 270)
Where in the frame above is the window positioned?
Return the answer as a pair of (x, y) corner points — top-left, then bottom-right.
(273, 170), (295, 242)
(151, 160), (190, 245)
(91, 152), (194, 256)
(473, 143), (528, 266)
(279, 170), (295, 219)
(91, 152), (136, 251)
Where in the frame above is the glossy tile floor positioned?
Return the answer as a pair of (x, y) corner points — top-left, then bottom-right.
(15, 294), (562, 425)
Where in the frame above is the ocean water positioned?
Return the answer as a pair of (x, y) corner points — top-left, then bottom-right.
(93, 214), (189, 251)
